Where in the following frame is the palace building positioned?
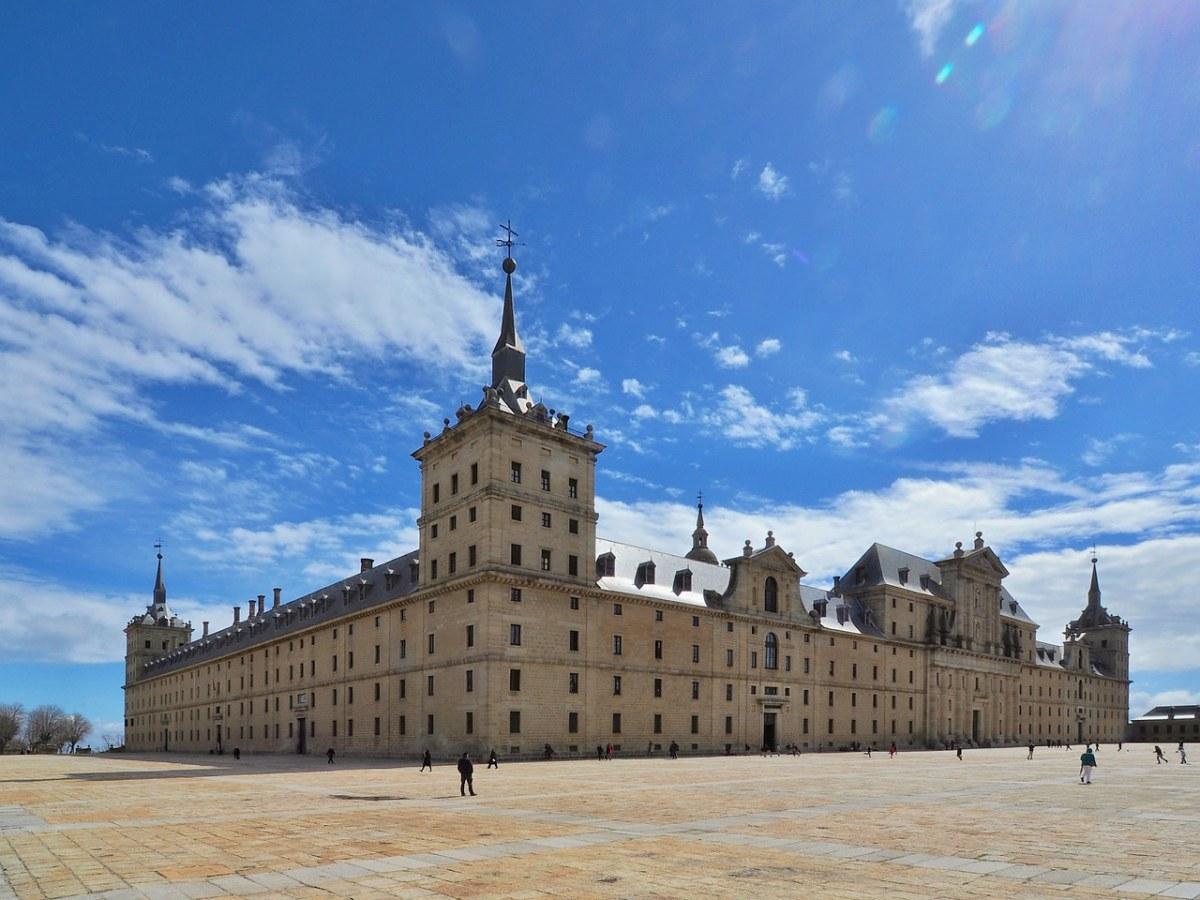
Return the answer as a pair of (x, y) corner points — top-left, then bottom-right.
(124, 252), (1131, 756)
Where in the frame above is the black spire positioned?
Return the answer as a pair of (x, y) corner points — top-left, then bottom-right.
(152, 543), (166, 608)
(491, 221), (526, 388)
(685, 493), (719, 565)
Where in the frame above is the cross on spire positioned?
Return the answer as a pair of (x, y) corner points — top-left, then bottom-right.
(496, 219), (523, 260)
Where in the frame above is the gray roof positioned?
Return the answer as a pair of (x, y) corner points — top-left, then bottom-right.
(1133, 705), (1200, 721)
(595, 537), (732, 608)
(140, 550), (420, 679)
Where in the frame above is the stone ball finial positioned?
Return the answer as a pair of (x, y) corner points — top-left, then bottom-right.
(743, 539), (753, 557)
(975, 531), (983, 539)
(503, 257), (516, 274)
(955, 541), (963, 550)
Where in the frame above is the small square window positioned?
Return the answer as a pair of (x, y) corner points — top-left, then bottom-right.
(569, 518), (579, 534)
(655, 610), (663, 622)
(570, 596), (580, 610)
(511, 587), (522, 602)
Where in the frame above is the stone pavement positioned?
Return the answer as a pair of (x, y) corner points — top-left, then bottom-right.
(1, 745), (1197, 898)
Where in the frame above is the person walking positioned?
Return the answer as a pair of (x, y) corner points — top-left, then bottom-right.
(1079, 746), (1097, 784)
(865, 746), (872, 758)
(420, 749), (433, 772)
(1178, 745), (1189, 765)
(606, 743), (613, 760)
(233, 747), (241, 761)
(487, 748), (498, 769)
(669, 740), (679, 760)
(1027, 742), (1035, 760)
(1155, 745), (1168, 765)
(457, 752), (476, 797)
(326, 747), (335, 764)
(889, 742), (897, 758)
(955, 744), (963, 761)
(596, 745), (604, 761)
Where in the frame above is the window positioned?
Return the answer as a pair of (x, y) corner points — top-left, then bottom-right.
(569, 672), (579, 693)
(374, 682), (381, 701)
(569, 518), (579, 534)
(613, 635), (623, 655)
(374, 717), (381, 736)
(375, 645), (381, 665)
(692, 644), (700, 663)
(612, 712), (621, 734)
(430, 559), (437, 580)
(541, 512), (552, 528)
(510, 711), (521, 733)
(511, 461), (522, 484)
(510, 669), (521, 692)
(613, 675), (622, 696)
(654, 678), (663, 698)
(541, 549), (552, 571)
(470, 462), (478, 485)
(568, 477), (578, 498)
(751, 651), (758, 668)
(466, 624), (475, 648)
(431, 523), (438, 539)
(654, 713), (662, 734)
(511, 544), (522, 566)
(691, 681), (700, 700)
(654, 639), (663, 660)
(427, 675), (434, 696)
(541, 469), (551, 491)
(511, 587), (522, 602)
(428, 634), (435, 654)
(399, 639), (407, 659)
(569, 630), (579, 652)
(510, 624), (522, 646)
(399, 678), (406, 699)
(468, 506), (477, 523)
(568, 711), (578, 733)
(467, 588), (475, 603)
(570, 596), (580, 610)
(765, 632), (778, 670)
(764, 576), (779, 613)
(399, 715), (406, 735)
(613, 602), (623, 615)
(511, 504), (522, 521)
(691, 715), (699, 735)
(466, 670), (474, 692)
(432, 483), (440, 503)
(692, 616), (700, 627)
(568, 555), (578, 576)
(448, 551), (457, 574)
(726, 683), (734, 702)
(655, 610), (663, 622)
(466, 711), (474, 734)
(725, 716), (733, 734)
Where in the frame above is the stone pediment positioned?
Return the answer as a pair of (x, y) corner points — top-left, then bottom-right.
(724, 542), (807, 579)
(936, 545), (1009, 580)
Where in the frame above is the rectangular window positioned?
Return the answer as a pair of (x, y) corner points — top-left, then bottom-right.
(751, 651), (758, 669)
(510, 669), (521, 692)
(568, 711), (579, 733)
(511, 504), (522, 521)
(726, 683), (733, 702)
(374, 645), (381, 665)
(725, 648), (734, 666)
(511, 461), (521, 484)
(425, 674), (435, 696)
(467, 588), (475, 603)
(511, 587), (522, 602)
(431, 523), (438, 539)
(654, 639), (663, 660)
(374, 717), (380, 736)
(569, 518), (579, 534)
(804, 657), (810, 674)
(374, 682), (381, 702)
(570, 596), (580, 610)
(613, 602), (622, 615)
(655, 610), (664, 622)
(399, 715), (406, 735)
(428, 633), (435, 654)
(725, 716), (733, 735)
(399, 639), (407, 660)
(466, 669), (474, 692)
(466, 711), (474, 734)
(541, 548), (552, 571)
(511, 544), (522, 566)
(430, 559), (437, 580)
(427, 714), (434, 735)
(470, 462), (478, 485)
(448, 552), (457, 574)
(568, 555), (578, 576)
(509, 711), (521, 733)
(654, 678), (663, 698)
(541, 511), (552, 528)
(451, 473), (459, 495)
(466, 624), (475, 648)
(654, 713), (662, 734)
(613, 675), (622, 696)
(692, 644), (700, 663)
(400, 678), (406, 699)
(612, 712), (621, 734)
(569, 672), (579, 693)
(348, 651), (354, 669)
(510, 623), (522, 646)
(469, 506), (477, 523)
(568, 477), (578, 499)
(432, 483), (440, 503)
(613, 634), (623, 655)
(569, 630), (579, 652)
(691, 715), (699, 735)
(691, 681), (700, 700)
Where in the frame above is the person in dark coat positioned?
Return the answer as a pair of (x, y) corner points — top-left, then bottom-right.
(420, 749), (433, 772)
(233, 747), (241, 761)
(487, 748), (498, 769)
(326, 747), (335, 764)
(457, 752), (476, 796)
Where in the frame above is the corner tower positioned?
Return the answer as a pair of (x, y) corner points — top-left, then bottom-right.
(123, 547), (192, 688)
(412, 235), (604, 592)
(1067, 556), (1130, 682)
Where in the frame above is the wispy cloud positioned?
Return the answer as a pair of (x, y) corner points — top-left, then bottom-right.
(756, 338), (781, 357)
(757, 163), (790, 200)
(621, 378), (647, 399)
(556, 323), (593, 348)
(904, 0), (958, 59)
(75, 132), (154, 163)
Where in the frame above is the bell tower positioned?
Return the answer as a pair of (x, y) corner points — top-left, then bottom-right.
(1067, 556), (1130, 681)
(124, 546), (192, 687)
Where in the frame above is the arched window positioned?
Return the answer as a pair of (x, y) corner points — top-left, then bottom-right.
(764, 576), (778, 613)
(764, 632), (778, 670)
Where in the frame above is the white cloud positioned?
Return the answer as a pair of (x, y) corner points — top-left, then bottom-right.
(904, 0), (958, 58)
(757, 163), (790, 200)
(715, 346), (751, 369)
(883, 330), (1168, 439)
(1082, 434), (1137, 467)
(834, 349), (857, 364)
(731, 158), (749, 180)
(631, 404), (657, 419)
(622, 378), (647, 399)
(701, 385), (822, 450)
(556, 323), (593, 348)
(574, 366), (602, 386)
(1185, 351), (1200, 367)
(0, 177), (501, 537)
(756, 338), (782, 357)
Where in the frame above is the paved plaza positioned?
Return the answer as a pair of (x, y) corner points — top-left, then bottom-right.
(1, 746), (1198, 898)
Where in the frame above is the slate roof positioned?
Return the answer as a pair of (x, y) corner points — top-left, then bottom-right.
(140, 550), (421, 679)
(1133, 705), (1200, 721)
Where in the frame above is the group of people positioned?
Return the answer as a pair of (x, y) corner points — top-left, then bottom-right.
(1153, 743), (1189, 765)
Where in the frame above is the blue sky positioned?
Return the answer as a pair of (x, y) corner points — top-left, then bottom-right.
(1, 1), (1198, 743)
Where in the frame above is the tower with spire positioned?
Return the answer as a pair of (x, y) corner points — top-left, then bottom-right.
(685, 494), (719, 564)
(1066, 554), (1130, 682)
(124, 545), (192, 689)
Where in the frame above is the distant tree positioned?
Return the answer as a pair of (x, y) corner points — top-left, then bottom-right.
(101, 734), (119, 752)
(0, 703), (24, 753)
(25, 704), (66, 752)
(61, 713), (93, 753)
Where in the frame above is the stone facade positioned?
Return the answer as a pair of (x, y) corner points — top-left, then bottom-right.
(124, 256), (1130, 756)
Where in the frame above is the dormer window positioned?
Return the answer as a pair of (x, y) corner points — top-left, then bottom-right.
(596, 551), (616, 579)
(855, 566), (865, 585)
(897, 567), (909, 585)
(673, 568), (693, 594)
(635, 561), (656, 588)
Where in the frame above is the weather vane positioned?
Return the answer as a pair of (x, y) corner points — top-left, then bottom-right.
(154, 538), (164, 559)
(496, 219), (524, 260)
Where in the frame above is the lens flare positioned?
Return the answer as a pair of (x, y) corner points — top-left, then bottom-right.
(965, 23), (985, 46)
(867, 106), (898, 142)
(936, 63), (953, 84)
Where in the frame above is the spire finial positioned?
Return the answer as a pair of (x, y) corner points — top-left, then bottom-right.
(491, 219), (527, 388)
(496, 219), (524, 268)
(152, 540), (167, 607)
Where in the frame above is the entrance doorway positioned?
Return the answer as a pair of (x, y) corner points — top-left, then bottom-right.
(297, 718), (307, 754)
(762, 712), (777, 752)
(971, 709), (981, 744)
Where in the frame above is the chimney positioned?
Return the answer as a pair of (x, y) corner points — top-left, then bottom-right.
(273, 587), (282, 608)
(361, 557), (374, 573)
(233, 606), (241, 624)
(257, 594), (265, 614)
(831, 575), (841, 597)
(202, 621), (209, 638)
(248, 598), (257, 618)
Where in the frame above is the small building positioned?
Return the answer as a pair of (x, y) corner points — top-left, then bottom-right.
(1128, 706), (1200, 744)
